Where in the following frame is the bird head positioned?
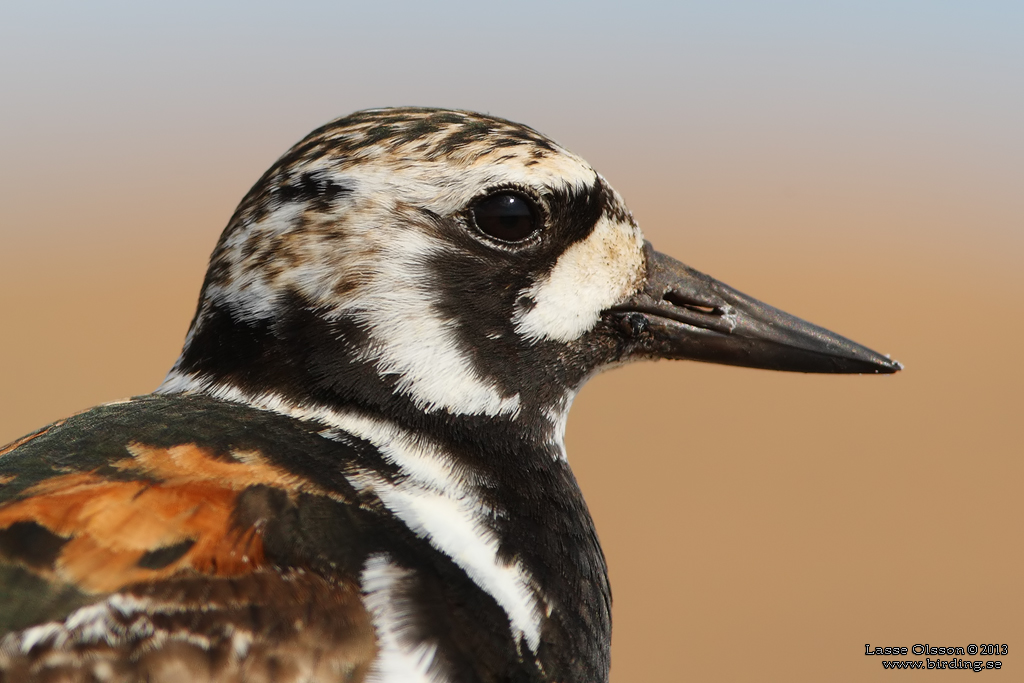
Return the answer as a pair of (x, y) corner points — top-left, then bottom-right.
(162, 108), (899, 440)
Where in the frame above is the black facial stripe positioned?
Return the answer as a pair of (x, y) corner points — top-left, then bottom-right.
(541, 179), (607, 249)
(177, 295), (394, 412)
(408, 178), (612, 405)
(177, 292), (520, 432)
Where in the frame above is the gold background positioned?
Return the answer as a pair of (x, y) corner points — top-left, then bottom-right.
(1, 3), (1020, 680)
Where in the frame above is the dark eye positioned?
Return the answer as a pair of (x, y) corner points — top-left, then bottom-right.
(470, 192), (540, 243)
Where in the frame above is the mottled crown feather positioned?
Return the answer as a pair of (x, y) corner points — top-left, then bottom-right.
(226, 107), (571, 231)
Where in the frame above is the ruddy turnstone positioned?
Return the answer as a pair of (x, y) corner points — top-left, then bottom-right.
(0, 108), (900, 682)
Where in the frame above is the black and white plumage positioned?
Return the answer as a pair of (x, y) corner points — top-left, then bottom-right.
(0, 108), (900, 682)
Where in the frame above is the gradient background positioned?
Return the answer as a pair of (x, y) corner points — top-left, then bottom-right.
(1, 2), (1021, 680)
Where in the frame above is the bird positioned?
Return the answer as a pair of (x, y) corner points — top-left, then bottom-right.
(0, 107), (900, 683)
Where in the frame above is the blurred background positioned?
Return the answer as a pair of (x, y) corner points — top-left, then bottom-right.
(1, 1), (1021, 680)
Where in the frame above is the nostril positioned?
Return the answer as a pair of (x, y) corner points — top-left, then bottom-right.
(663, 290), (723, 316)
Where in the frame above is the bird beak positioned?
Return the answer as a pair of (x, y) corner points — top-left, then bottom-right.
(608, 242), (902, 374)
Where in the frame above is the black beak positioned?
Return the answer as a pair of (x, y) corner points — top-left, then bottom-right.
(608, 243), (902, 374)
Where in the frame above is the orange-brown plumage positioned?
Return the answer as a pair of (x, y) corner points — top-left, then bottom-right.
(0, 441), (349, 592)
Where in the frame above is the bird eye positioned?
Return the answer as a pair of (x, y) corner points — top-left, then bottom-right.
(470, 192), (540, 243)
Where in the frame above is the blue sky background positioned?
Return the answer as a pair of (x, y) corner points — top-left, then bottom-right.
(1, 1), (1020, 249)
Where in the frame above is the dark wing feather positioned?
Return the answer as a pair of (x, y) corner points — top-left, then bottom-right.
(0, 395), (379, 682)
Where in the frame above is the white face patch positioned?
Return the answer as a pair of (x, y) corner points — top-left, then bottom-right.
(362, 554), (447, 683)
(514, 215), (646, 343)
